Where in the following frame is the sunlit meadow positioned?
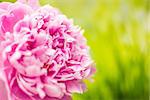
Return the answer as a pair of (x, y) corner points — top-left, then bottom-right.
(1, 0), (149, 100)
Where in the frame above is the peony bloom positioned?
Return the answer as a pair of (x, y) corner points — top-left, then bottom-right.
(0, 0), (95, 100)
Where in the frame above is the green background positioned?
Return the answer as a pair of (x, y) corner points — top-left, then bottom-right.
(1, 0), (149, 100)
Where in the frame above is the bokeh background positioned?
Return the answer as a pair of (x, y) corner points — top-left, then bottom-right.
(1, 0), (149, 100)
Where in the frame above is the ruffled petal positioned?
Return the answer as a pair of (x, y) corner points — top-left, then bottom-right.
(66, 80), (86, 93)
(44, 83), (64, 99)
(0, 78), (9, 100)
(0, 2), (11, 10)
(11, 79), (31, 100)
(0, 2), (32, 33)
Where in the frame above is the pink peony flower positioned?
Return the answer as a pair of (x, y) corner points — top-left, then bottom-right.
(0, 0), (95, 100)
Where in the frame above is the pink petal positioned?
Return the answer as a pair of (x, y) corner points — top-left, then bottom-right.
(66, 80), (86, 93)
(25, 65), (47, 77)
(61, 95), (72, 100)
(11, 79), (31, 100)
(44, 83), (64, 98)
(1, 3), (32, 33)
(0, 2), (11, 10)
(17, 0), (39, 10)
(14, 19), (30, 32)
(28, 0), (40, 10)
(0, 78), (9, 100)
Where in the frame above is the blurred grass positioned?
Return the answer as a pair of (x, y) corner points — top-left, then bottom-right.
(1, 0), (150, 100)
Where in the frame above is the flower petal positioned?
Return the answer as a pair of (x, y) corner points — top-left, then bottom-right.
(0, 78), (9, 100)
(44, 83), (64, 98)
(66, 80), (86, 93)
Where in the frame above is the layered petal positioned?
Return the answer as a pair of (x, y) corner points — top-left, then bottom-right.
(0, 0), (95, 100)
